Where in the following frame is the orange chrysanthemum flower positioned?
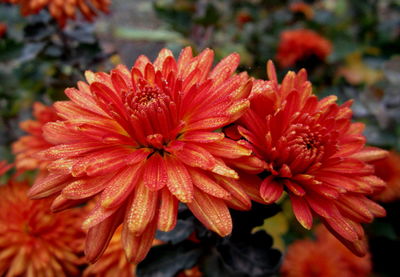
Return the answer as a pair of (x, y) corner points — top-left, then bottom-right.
(30, 47), (253, 263)
(0, 180), (85, 276)
(13, 102), (59, 172)
(371, 150), (400, 202)
(276, 29), (332, 68)
(228, 62), (387, 256)
(1, 0), (110, 27)
(281, 225), (371, 277)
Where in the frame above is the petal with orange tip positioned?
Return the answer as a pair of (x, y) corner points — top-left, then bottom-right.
(349, 146), (388, 162)
(187, 188), (232, 237)
(188, 168), (231, 200)
(125, 181), (158, 235)
(122, 216), (158, 264)
(29, 174), (71, 199)
(216, 176), (252, 211)
(85, 210), (123, 263)
(143, 153), (168, 191)
(290, 194), (313, 230)
(100, 165), (143, 210)
(205, 138), (252, 159)
(157, 188), (179, 232)
(260, 176), (284, 204)
(165, 155), (194, 203)
(166, 141), (216, 171)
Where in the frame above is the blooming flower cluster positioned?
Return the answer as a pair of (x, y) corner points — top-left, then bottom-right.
(5, 47), (388, 269)
(1, 0), (110, 27)
(281, 225), (372, 277)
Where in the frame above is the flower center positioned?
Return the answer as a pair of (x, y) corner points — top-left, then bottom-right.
(123, 83), (180, 149)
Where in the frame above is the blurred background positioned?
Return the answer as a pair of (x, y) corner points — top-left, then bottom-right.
(1, 0), (400, 276)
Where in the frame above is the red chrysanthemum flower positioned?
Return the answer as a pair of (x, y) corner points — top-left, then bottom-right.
(30, 47), (253, 263)
(13, 102), (59, 172)
(228, 61), (387, 256)
(371, 150), (400, 202)
(281, 225), (371, 277)
(276, 29), (332, 68)
(1, 0), (110, 27)
(0, 180), (85, 276)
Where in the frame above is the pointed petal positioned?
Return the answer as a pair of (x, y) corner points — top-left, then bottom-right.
(157, 188), (178, 232)
(85, 210), (123, 263)
(143, 153), (168, 191)
(100, 165), (143, 209)
(126, 181), (159, 235)
(61, 175), (112, 200)
(122, 216), (158, 264)
(29, 174), (71, 199)
(205, 138), (252, 159)
(187, 188), (232, 237)
(82, 201), (120, 230)
(260, 176), (284, 204)
(165, 155), (193, 203)
(166, 141), (216, 171)
(182, 131), (224, 143)
(188, 168), (231, 199)
(216, 176), (252, 210)
(349, 146), (388, 162)
(290, 194), (313, 229)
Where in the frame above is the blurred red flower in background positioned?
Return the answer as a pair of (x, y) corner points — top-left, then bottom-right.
(228, 61), (387, 256)
(281, 225), (371, 277)
(12, 102), (59, 172)
(290, 2), (314, 19)
(29, 47), (253, 263)
(0, 22), (6, 38)
(0, 178), (85, 276)
(276, 29), (332, 68)
(371, 150), (400, 202)
(1, 0), (110, 27)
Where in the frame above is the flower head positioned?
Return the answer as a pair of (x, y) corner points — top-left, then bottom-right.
(0, 179), (85, 276)
(13, 102), (59, 172)
(276, 29), (332, 68)
(371, 150), (400, 202)
(30, 47), (253, 263)
(281, 225), (371, 277)
(229, 61), (387, 256)
(1, 0), (110, 27)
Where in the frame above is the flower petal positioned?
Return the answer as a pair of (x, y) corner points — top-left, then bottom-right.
(125, 181), (159, 235)
(85, 210), (123, 263)
(143, 153), (168, 191)
(122, 215), (158, 264)
(260, 176), (284, 204)
(165, 155), (193, 203)
(157, 188), (178, 232)
(187, 188), (232, 237)
(290, 194), (313, 229)
(188, 168), (231, 200)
